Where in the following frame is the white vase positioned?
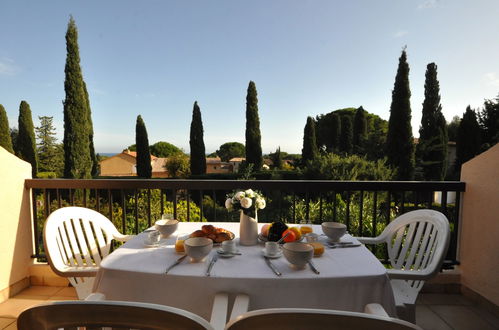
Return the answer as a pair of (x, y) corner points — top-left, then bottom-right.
(239, 211), (258, 246)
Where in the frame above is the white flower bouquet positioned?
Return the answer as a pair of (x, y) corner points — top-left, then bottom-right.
(225, 189), (266, 218)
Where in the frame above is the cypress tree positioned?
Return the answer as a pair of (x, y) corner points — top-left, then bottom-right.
(353, 106), (367, 154)
(83, 82), (98, 177)
(340, 115), (353, 154)
(0, 104), (14, 153)
(331, 113), (341, 153)
(245, 81), (263, 170)
(455, 106), (481, 172)
(17, 101), (38, 177)
(386, 49), (415, 180)
(271, 146), (283, 169)
(302, 116), (319, 164)
(417, 63), (448, 180)
(189, 101), (207, 175)
(63, 16), (92, 179)
(135, 115), (152, 178)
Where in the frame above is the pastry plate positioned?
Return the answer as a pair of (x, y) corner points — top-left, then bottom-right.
(189, 228), (235, 246)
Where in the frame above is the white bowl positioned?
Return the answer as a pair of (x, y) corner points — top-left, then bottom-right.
(184, 237), (213, 262)
(155, 219), (179, 238)
(282, 242), (313, 269)
(321, 222), (347, 242)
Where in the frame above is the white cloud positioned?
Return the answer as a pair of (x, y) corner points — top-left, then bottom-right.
(393, 30), (408, 38)
(484, 72), (499, 88)
(418, 0), (439, 9)
(0, 58), (20, 75)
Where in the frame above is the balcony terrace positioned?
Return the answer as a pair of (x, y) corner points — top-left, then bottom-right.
(0, 144), (498, 329)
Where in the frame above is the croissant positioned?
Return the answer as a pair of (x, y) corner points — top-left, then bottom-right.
(214, 232), (231, 243)
(190, 230), (206, 238)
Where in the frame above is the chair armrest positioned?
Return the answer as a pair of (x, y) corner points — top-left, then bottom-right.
(84, 293), (106, 301)
(210, 293), (228, 330)
(114, 234), (134, 242)
(364, 303), (389, 317)
(387, 268), (434, 280)
(229, 294), (250, 321)
(355, 236), (383, 245)
(56, 266), (99, 278)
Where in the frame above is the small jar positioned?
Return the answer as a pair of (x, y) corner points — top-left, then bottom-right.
(300, 219), (313, 235)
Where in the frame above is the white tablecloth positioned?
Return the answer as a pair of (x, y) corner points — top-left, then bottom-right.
(93, 222), (396, 320)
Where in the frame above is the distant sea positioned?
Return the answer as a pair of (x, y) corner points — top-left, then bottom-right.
(98, 152), (118, 157)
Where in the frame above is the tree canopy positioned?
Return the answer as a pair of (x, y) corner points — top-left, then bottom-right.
(17, 101), (38, 177)
(0, 104), (14, 153)
(216, 142), (245, 162)
(455, 106), (481, 172)
(36, 116), (64, 176)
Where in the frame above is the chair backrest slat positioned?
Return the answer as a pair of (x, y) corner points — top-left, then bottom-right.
(55, 228), (71, 267)
(63, 218), (85, 267)
(81, 218), (102, 265)
(403, 221), (427, 270)
(394, 222), (417, 269)
(412, 221), (434, 271)
(420, 226), (439, 270)
(71, 216), (94, 267)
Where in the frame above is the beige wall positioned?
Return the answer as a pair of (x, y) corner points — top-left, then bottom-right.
(460, 143), (499, 306)
(0, 147), (33, 302)
(100, 153), (136, 176)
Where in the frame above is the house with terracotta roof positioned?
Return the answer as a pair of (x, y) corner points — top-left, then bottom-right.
(99, 149), (169, 177)
(206, 157), (233, 174)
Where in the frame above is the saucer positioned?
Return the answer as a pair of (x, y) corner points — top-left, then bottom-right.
(143, 240), (161, 248)
(262, 249), (282, 259)
(217, 248), (240, 258)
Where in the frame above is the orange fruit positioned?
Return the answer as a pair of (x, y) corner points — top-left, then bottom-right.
(282, 229), (297, 242)
(289, 227), (302, 241)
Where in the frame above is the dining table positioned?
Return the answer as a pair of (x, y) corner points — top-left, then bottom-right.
(92, 222), (397, 321)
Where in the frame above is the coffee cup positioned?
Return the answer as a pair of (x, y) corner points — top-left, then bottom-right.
(221, 240), (236, 254)
(147, 230), (161, 245)
(265, 242), (280, 256)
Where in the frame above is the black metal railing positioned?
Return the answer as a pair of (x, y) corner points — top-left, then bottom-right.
(25, 179), (465, 267)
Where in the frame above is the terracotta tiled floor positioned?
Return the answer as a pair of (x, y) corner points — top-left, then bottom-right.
(0, 286), (77, 330)
(1, 287), (498, 330)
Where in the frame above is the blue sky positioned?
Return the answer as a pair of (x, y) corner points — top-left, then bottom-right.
(1, 0), (498, 154)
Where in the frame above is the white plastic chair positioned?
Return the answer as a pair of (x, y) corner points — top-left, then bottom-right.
(356, 209), (450, 323)
(43, 206), (133, 299)
(225, 305), (422, 330)
(17, 300), (215, 330)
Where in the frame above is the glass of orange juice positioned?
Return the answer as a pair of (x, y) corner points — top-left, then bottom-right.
(300, 220), (313, 235)
(175, 233), (189, 253)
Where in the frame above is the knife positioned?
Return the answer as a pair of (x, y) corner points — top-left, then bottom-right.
(328, 243), (362, 249)
(308, 260), (320, 274)
(165, 255), (187, 274)
(206, 254), (218, 276)
(264, 256), (282, 276)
